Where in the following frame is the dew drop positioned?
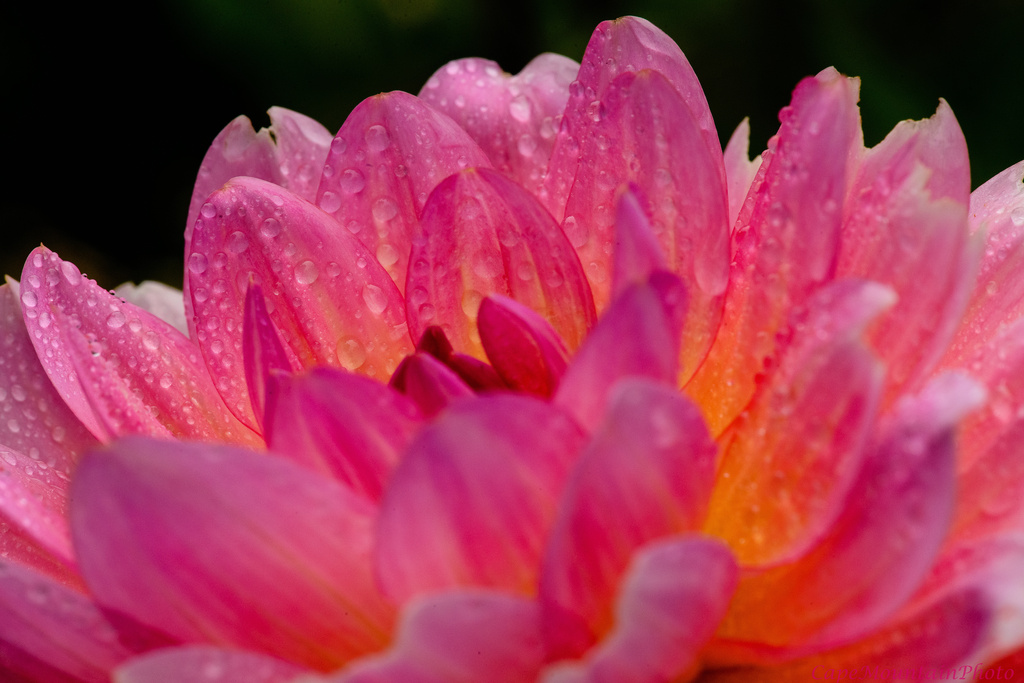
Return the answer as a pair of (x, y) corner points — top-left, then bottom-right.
(509, 95), (531, 123)
(106, 311), (126, 329)
(294, 261), (319, 285)
(341, 169), (366, 194)
(365, 125), (391, 152)
(372, 198), (399, 222)
(320, 191), (342, 214)
(376, 243), (399, 268)
(20, 291), (37, 308)
(11, 385), (26, 402)
(226, 231), (249, 254)
(327, 262), (342, 278)
(260, 218), (282, 238)
(200, 203), (217, 219)
(517, 134), (537, 157)
(188, 253), (209, 275)
(362, 284), (388, 315)
(336, 337), (367, 370)
(331, 137), (347, 154)
(159, 374), (173, 390)
(60, 261), (83, 285)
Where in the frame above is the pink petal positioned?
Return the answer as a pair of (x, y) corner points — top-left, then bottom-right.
(387, 351), (474, 418)
(187, 177), (413, 431)
(715, 372), (983, 657)
(554, 272), (686, 432)
(947, 318), (1024, 542)
(0, 560), (133, 683)
(947, 160), (1024, 363)
(333, 591), (545, 683)
(543, 536), (737, 683)
(704, 280), (890, 566)
(243, 284), (297, 431)
(688, 69), (862, 436)
(477, 295), (570, 397)
(542, 16), (719, 222)
(722, 118), (763, 230)
(609, 187), (668, 299)
(540, 379), (717, 659)
(315, 91), (493, 292)
(113, 281), (189, 337)
(419, 53), (579, 195)
(70, 437), (395, 670)
(0, 444), (77, 586)
(114, 646), (310, 683)
(558, 69), (729, 379)
(0, 281), (98, 475)
(19, 248), (258, 446)
(375, 395), (587, 603)
(406, 326), (506, 391)
(265, 367), (422, 501)
(838, 100), (976, 397)
(407, 167), (595, 358)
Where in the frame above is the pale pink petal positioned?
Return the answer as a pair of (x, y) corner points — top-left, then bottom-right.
(243, 284), (297, 431)
(554, 272), (686, 432)
(0, 444), (77, 586)
(704, 280), (890, 566)
(0, 559), (133, 683)
(20, 248), (258, 446)
(838, 100), (976, 397)
(948, 318), (1024, 542)
(332, 591), (545, 683)
(723, 118), (763, 230)
(543, 536), (737, 683)
(420, 53), (578, 195)
(540, 380), (717, 659)
(187, 177), (413, 431)
(388, 351), (474, 418)
(70, 437), (395, 670)
(114, 646), (310, 683)
(558, 69), (729, 380)
(315, 92), (493, 292)
(477, 295), (570, 397)
(609, 188), (668, 300)
(0, 281), (98, 474)
(947, 160), (1024, 363)
(715, 372), (984, 657)
(688, 69), (861, 436)
(113, 281), (189, 337)
(542, 16), (719, 222)
(375, 395), (587, 603)
(407, 167), (595, 359)
(265, 367), (422, 501)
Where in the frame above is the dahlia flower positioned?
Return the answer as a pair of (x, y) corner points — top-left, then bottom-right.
(3, 14), (1024, 683)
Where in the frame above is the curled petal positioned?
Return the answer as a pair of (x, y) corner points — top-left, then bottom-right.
(478, 295), (570, 397)
(420, 54), (579, 194)
(388, 352), (474, 418)
(243, 284), (296, 431)
(407, 167), (595, 358)
(114, 646), (310, 683)
(316, 91), (493, 292)
(187, 177), (413, 431)
(333, 592), (545, 683)
(0, 281), (98, 474)
(554, 271), (686, 432)
(375, 395), (587, 603)
(723, 118), (763, 230)
(688, 69), (862, 435)
(70, 437), (395, 670)
(265, 367), (422, 501)
(541, 379), (717, 658)
(610, 188), (669, 299)
(20, 248), (257, 446)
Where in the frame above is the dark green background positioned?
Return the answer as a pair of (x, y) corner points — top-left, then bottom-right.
(7, 0), (1022, 290)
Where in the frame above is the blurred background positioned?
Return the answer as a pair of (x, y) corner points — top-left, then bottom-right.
(6, 0), (1022, 290)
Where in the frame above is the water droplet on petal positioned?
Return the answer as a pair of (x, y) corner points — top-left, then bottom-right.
(336, 337), (367, 370)
(517, 134), (537, 157)
(341, 169), (366, 194)
(20, 291), (37, 308)
(60, 261), (83, 285)
(106, 311), (126, 329)
(295, 261), (319, 285)
(200, 203), (217, 219)
(509, 95), (531, 123)
(372, 198), (399, 222)
(320, 191), (342, 214)
(226, 231), (249, 254)
(376, 243), (399, 268)
(188, 253), (209, 275)
(365, 125), (391, 152)
(260, 218), (282, 238)
(362, 284), (387, 315)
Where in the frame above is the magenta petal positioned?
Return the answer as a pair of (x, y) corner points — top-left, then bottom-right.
(0, 560), (133, 683)
(114, 646), (310, 683)
(243, 284), (296, 431)
(544, 536), (737, 683)
(265, 367), (422, 501)
(0, 281), (98, 474)
(375, 395), (587, 603)
(187, 177), (413, 431)
(609, 188), (669, 300)
(477, 295), (570, 397)
(540, 379), (717, 659)
(70, 437), (395, 670)
(705, 280), (890, 566)
(407, 167), (595, 359)
(558, 69), (729, 378)
(542, 16), (719, 222)
(688, 69), (862, 436)
(948, 160), (1024, 362)
(722, 118), (763, 230)
(19, 248), (258, 446)
(554, 271), (687, 432)
(334, 591), (545, 683)
(420, 53), (578, 195)
(316, 91), (493, 292)
(718, 372), (984, 653)
(388, 351), (474, 418)
(839, 100), (976, 396)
